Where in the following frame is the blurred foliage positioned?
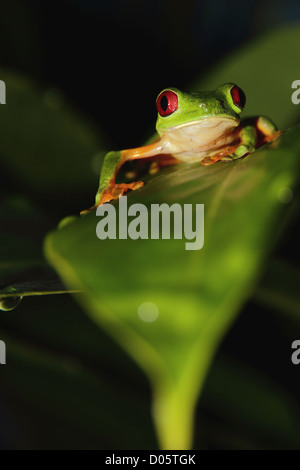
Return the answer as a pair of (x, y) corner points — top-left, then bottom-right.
(0, 6), (300, 450)
(254, 258), (300, 320)
(0, 69), (105, 214)
(0, 294), (157, 449)
(192, 25), (300, 129)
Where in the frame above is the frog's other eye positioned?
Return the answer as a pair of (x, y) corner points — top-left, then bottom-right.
(230, 85), (246, 110)
(156, 90), (178, 117)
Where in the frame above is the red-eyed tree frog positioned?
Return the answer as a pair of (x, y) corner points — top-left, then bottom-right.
(83, 83), (280, 212)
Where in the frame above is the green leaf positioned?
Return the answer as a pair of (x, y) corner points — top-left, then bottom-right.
(45, 124), (300, 449)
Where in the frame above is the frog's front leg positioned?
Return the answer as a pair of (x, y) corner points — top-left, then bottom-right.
(94, 150), (145, 206)
(201, 117), (280, 167)
(200, 125), (256, 166)
(81, 140), (167, 213)
(80, 150), (142, 214)
(255, 116), (281, 144)
(221, 123), (256, 162)
(221, 117), (280, 162)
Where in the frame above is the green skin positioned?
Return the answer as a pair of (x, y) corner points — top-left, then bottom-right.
(89, 83), (278, 209)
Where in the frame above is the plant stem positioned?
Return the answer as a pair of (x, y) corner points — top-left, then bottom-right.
(152, 385), (194, 450)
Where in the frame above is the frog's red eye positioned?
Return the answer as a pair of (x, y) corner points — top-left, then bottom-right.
(230, 85), (246, 110)
(156, 90), (178, 117)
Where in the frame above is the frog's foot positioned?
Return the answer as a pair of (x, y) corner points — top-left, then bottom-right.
(229, 142), (256, 160)
(80, 181), (144, 214)
(80, 205), (96, 215)
(201, 156), (221, 166)
(220, 155), (234, 162)
(100, 181), (144, 204)
(149, 154), (181, 174)
(201, 144), (239, 166)
(256, 116), (282, 145)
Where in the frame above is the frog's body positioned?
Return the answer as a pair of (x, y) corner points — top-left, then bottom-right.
(82, 84), (280, 211)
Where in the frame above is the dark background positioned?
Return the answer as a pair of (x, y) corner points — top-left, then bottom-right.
(0, 0), (300, 449)
(2, 0), (300, 148)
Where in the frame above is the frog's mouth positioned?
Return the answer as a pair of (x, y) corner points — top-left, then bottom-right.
(159, 117), (240, 161)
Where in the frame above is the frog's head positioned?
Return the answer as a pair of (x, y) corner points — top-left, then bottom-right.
(155, 83), (246, 136)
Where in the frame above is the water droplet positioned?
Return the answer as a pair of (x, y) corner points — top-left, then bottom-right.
(0, 296), (23, 311)
(137, 302), (159, 322)
(278, 186), (293, 204)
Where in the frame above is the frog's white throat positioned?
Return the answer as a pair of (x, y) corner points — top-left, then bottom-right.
(157, 117), (240, 162)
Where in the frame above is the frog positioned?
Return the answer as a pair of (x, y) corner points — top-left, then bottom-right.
(83, 83), (280, 212)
